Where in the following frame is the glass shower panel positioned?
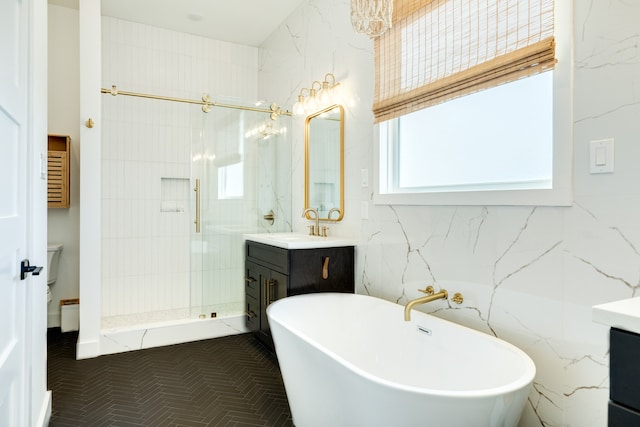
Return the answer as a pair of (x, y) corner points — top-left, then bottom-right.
(190, 102), (291, 319)
(255, 115), (293, 233)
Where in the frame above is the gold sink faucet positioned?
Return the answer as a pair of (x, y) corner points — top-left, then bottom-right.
(302, 208), (320, 236)
(404, 286), (448, 321)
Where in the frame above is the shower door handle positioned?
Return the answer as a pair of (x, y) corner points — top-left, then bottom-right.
(194, 179), (201, 233)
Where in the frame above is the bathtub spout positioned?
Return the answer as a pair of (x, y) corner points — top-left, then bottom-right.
(404, 289), (448, 321)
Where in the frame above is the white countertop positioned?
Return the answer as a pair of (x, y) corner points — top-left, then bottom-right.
(593, 297), (640, 334)
(243, 232), (356, 249)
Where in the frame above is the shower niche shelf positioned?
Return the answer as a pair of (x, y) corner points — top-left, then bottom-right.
(48, 134), (71, 208)
(160, 177), (189, 212)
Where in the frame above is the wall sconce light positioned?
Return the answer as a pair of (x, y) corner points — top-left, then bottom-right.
(292, 88), (309, 116)
(292, 73), (342, 116)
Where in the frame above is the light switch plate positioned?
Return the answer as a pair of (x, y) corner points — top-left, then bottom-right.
(360, 169), (369, 187)
(590, 138), (614, 174)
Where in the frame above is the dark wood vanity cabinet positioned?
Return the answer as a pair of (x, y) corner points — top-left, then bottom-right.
(244, 259), (287, 347)
(244, 240), (354, 350)
(609, 327), (640, 426)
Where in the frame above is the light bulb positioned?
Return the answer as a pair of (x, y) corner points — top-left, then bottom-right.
(292, 101), (305, 116)
(292, 94), (306, 116)
(318, 81), (331, 105)
(305, 91), (318, 112)
(319, 91), (331, 105)
(305, 84), (321, 113)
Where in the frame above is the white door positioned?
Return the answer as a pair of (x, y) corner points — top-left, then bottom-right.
(0, 0), (31, 425)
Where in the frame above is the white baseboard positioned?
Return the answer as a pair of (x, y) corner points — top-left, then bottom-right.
(47, 311), (60, 328)
(100, 315), (248, 356)
(76, 338), (101, 360)
(35, 390), (52, 427)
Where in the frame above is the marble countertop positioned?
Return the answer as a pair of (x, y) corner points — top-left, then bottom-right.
(243, 232), (356, 249)
(593, 297), (640, 334)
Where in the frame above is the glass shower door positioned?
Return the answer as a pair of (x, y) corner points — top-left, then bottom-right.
(190, 101), (291, 320)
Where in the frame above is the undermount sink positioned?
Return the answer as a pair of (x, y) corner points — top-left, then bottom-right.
(243, 232), (356, 249)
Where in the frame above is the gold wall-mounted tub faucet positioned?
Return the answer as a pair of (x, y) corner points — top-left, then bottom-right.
(404, 287), (448, 321)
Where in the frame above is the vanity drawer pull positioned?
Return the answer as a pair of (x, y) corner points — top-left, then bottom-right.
(262, 279), (278, 307)
(322, 257), (330, 279)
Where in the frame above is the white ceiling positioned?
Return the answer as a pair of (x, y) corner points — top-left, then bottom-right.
(49, 0), (305, 47)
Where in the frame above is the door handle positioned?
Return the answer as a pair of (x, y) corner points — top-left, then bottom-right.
(194, 178), (201, 233)
(20, 259), (43, 280)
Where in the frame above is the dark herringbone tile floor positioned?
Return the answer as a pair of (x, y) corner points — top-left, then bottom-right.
(47, 329), (294, 427)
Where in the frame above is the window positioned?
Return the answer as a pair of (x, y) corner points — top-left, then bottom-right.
(374, 0), (572, 206)
(218, 161), (243, 199)
(216, 138), (244, 200)
(382, 72), (552, 193)
(213, 112), (248, 200)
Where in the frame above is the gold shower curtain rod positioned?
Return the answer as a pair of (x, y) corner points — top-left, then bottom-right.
(100, 85), (291, 119)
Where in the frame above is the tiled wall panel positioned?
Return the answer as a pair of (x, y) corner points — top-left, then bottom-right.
(101, 17), (260, 323)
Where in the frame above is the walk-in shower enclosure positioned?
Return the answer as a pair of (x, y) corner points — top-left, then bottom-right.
(100, 16), (291, 330)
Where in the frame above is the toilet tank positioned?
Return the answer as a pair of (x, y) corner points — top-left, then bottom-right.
(47, 243), (63, 285)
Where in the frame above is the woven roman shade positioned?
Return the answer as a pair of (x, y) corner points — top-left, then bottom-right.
(373, 0), (555, 123)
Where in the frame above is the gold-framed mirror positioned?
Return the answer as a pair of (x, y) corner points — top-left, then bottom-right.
(304, 104), (344, 222)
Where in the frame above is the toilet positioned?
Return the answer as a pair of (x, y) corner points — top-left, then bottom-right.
(47, 243), (63, 303)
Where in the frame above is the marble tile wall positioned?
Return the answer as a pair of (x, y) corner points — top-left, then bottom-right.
(258, 1), (640, 425)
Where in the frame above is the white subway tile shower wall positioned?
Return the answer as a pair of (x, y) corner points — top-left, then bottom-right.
(101, 17), (259, 322)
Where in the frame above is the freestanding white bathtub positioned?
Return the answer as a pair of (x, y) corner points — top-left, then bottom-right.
(267, 293), (535, 427)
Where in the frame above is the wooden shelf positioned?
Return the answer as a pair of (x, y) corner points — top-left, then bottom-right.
(48, 134), (70, 208)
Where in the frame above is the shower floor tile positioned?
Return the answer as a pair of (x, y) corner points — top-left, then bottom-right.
(47, 329), (294, 427)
